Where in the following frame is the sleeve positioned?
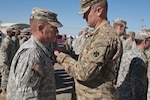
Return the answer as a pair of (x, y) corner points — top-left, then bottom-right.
(0, 40), (10, 69)
(56, 36), (112, 81)
(16, 49), (43, 88)
(130, 57), (148, 100)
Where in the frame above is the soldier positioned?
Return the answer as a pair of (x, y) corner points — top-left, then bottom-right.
(54, 0), (121, 99)
(145, 48), (150, 100)
(117, 31), (150, 100)
(73, 27), (90, 55)
(6, 7), (62, 100)
(113, 18), (128, 54)
(123, 31), (136, 53)
(19, 28), (30, 46)
(0, 27), (15, 96)
(113, 18), (127, 41)
(12, 28), (21, 53)
(113, 18), (127, 85)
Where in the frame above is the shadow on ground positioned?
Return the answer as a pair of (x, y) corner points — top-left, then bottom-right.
(55, 69), (74, 94)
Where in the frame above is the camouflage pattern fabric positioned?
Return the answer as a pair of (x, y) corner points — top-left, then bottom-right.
(145, 49), (150, 100)
(117, 47), (148, 100)
(56, 21), (121, 100)
(123, 38), (136, 53)
(0, 35), (15, 89)
(7, 35), (56, 100)
(73, 33), (88, 55)
(12, 36), (20, 53)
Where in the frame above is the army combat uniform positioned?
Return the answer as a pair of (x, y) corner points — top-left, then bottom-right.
(7, 36), (56, 100)
(123, 38), (136, 53)
(12, 35), (20, 53)
(117, 47), (148, 100)
(145, 49), (150, 100)
(56, 21), (121, 100)
(0, 35), (15, 90)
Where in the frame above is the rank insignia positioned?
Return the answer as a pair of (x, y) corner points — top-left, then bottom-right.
(93, 51), (99, 57)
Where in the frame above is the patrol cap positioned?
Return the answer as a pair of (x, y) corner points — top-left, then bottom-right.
(12, 28), (21, 33)
(114, 18), (127, 28)
(135, 31), (150, 40)
(6, 27), (13, 32)
(78, 0), (105, 14)
(128, 31), (135, 35)
(83, 27), (89, 30)
(21, 28), (30, 33)
(30, 7), (63, 28)
(12, 25), (20, 30)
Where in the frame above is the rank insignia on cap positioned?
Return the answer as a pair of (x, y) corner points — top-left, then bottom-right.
(32, 63), (43, 76)
(93, 51), (99, 57)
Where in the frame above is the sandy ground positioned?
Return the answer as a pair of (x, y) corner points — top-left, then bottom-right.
(0, 63), (76, 100)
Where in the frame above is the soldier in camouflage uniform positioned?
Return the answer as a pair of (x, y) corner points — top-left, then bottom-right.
(19, 29), (30, 46)
(73, 27), (90, 55)
(54, 0), (121, 100)
(113, 18), (127, 40)
(117, 31), (150, 100)
(0, 27), (15, 96)
(113, 18), (127, 53)
(123, 31), (136, 53)
(145, 48), (150, 100)
(12, 28), (21, 53)
(6, 7), (63, 100)
(113, 18), (127, 85)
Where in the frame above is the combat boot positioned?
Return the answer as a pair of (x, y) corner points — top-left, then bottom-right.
(0, 88), (6, 97)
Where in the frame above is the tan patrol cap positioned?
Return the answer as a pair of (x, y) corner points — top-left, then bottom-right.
(135, 31), (150, 40)
(128, 31), (135, 35)
(114, 18), (127, 28)
(78, 0), (105, 14)
(6, 27), (13, 32)
(30, 7), (63, 28)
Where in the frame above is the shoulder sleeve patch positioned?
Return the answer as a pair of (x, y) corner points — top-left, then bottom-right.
(32, 63), (43, 76)
(93, 51), (100, 57)
(88, 47), (106, 63)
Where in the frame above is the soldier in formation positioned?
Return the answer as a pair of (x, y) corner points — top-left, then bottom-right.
(0, 27), (15, 96)
(123, 31), (136, 53)
(73, 27), (90, 56)
(12, 28), (21, 53)
(116, 31), (150, 100)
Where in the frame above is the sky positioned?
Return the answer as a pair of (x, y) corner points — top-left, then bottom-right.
(0, 0), (150, 36)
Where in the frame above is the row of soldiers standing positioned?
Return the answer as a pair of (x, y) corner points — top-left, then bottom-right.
(0, 27), (30, 96)
(112, 18), (150, 100)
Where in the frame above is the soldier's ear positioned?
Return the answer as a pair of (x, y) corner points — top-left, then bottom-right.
(96, 7), (103, 16)
(143, 39), (147, 46)
(38, 24), (44, 34)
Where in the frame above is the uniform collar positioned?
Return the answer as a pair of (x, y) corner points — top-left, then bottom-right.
(90, 21), (109, 36)
(31, 35), (51, 58)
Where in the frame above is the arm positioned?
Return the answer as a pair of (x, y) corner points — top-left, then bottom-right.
(14, 49), (43, 88)
(130, 57), (148, 100)
(0, 40), (11, 69)
(55, 36), (118, 81)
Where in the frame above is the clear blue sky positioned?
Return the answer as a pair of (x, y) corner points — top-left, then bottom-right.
(0, 0), (150, 36)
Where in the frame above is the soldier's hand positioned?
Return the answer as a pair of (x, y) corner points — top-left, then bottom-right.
(54, 50), (60, 57)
